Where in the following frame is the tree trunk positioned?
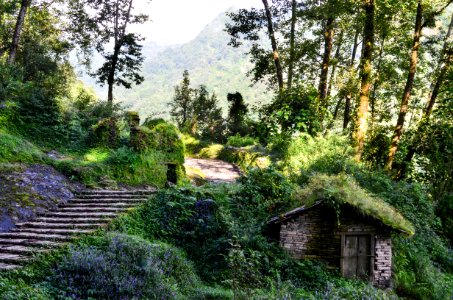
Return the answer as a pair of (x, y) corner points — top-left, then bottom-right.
(424, 12), (453, 117)
(318, 17), (334, 111)
(370, 33), (386, 125)
(396, 12), (453, 180)
(287, 0), (297, 89)
(343, 25), (360, 130)
(385, 1), (423, 171)
(107, 0), (133, 106)
(327, 30), (343, 99)
(8, 0), (30, 64)
(354, 0), (374, 162)
(325, 30), (344, 131)
(262, 0), (284, 92)
(107, 44), (121, 105)
(354, 0), (374, 161)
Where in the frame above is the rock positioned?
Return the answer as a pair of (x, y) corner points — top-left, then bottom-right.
(0, 164), (81, 232)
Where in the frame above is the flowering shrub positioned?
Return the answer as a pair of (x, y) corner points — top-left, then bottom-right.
(50, 233), (198, 299)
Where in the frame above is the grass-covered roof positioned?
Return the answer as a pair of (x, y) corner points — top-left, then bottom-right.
(294, 173), (415, 236)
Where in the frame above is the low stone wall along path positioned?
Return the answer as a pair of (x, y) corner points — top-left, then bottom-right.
(0, 189), (155, 271)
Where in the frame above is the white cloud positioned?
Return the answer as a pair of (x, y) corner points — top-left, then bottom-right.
(131, 0), (261, 45)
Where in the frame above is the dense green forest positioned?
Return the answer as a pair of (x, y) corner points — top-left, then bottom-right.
(0, 0), (452, 299)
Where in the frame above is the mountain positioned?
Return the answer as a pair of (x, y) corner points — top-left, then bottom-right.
(79, 11), (270, 119)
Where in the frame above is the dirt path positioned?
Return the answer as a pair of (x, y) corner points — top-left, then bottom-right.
(184, 158), (241, 183)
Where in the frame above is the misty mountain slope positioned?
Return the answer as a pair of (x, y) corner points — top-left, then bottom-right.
(108, 12), (270, 118)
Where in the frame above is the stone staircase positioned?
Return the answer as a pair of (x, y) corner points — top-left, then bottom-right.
(0, 189), (155, 271)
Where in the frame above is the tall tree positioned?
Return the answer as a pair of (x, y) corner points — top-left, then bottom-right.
(396, 12), (453, 179)
(68, 0), (148, 106)
(344, 24), (360, 130)
(8, 0), (31, 64)
(385, 1), (423, 170)
(287, 0), (297, 89)
(354, 0), (374, 161)
(262, 0), (284, 92)
(170, 70), (193, 129)
(318, 16), (334, 112)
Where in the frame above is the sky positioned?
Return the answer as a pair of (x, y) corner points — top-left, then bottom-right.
(132, 0), (262, 45)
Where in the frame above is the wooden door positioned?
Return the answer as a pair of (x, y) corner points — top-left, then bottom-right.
(342, 235), (372, 280)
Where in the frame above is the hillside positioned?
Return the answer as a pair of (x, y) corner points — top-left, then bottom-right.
(81, 11), (270, 118)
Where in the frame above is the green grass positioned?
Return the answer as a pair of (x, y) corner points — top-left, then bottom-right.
(198, 144), (225, 159)
(51, 147), (169, 188)
(0, 131), (43, 163)
(226, 134), (258, 147)
(298, 173), (415, 236)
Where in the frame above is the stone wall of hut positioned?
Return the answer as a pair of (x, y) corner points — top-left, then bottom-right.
(279, 204), (392, 288)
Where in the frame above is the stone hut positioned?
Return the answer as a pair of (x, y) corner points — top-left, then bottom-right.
(267, 175), (415, 288)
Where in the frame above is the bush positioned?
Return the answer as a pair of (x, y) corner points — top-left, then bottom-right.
(51, 146), (168, 187)
(315, 281), (399, 300)
(226, 134), (257, 147)
(182, 134), (209, 156)
(90, 117), (120, 148)
(125, 188), (230, 282)
(50, 233), (199, 299)
(283, 133), (355, 180)
(151, 122), (185, 164)
(198, 144), (224, 159)
(234, 167), (295, 220)
(218, 147), (270, 172)
(0, 279), (51, 300)
(257, 85), (321, 144)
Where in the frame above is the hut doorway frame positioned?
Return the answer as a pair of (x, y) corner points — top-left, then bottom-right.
(339, 232), (375, 282)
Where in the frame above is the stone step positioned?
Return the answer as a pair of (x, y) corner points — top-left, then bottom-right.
(60, 203), (138, 208)
(77, 189), (155, 194)
(0, 239), (62, 247)
(44, 212), (118, 218)
(15, 228), (94, 236)
(57, 207), (129, 213)
(75, 194), (150, 199)
(70, 198), (146, 204)
(34, 217), (113, 224)
(16, 222), (106, 229)
(0, 232), (72, 241)
(0, 262), (22, 271)
(0, 245), (46, 255)
(0, 189), (157, 270)
(0, 253), (30, 265)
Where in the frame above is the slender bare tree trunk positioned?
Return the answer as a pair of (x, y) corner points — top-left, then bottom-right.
(287, 0), (297, 89)
(318, 17), (334, 112)
(343, 25), (360, 130)
(370, 33), (386, 126)
(262, 0), (284, 92)
(385, 1), (423, 170)
(326, 30), (344, 130)
(327, 30), (343, 99)
(396, 12), (453, 180)
(107, 0), (133, 106)
(8, 0), (30, 64)
(354, 0), (374, 162)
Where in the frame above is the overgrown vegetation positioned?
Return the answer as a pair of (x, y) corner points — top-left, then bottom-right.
(0, 1), (452, 299)
(297, 173), (415, 235)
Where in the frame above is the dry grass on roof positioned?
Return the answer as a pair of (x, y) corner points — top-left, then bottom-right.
(297, 173), (415, 236)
